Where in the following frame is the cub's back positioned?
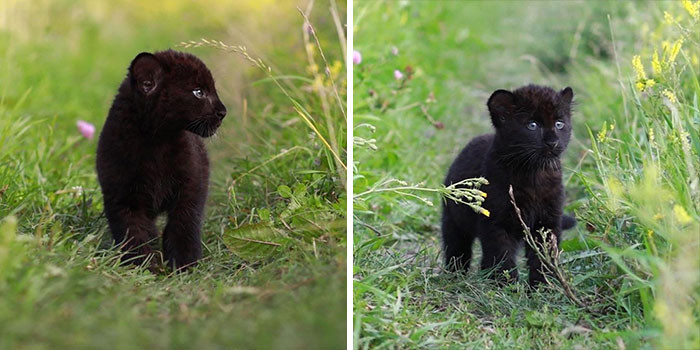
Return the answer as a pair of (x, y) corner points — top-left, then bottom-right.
(444, 133), (493, 186)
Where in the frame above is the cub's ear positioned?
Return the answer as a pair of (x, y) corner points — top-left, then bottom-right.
(487, 89), (515, 127)
(129, 52), (163, 96)
(560, 86), (574, 105)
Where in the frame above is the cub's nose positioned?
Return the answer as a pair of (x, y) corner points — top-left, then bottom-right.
(216, 107), (227, 120)
(546, 140), (559, 149)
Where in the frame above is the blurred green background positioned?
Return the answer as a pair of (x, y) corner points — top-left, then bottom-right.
(1, 0), (346, 348)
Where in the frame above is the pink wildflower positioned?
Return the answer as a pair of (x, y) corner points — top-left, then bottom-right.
(353, 50), (362, 65)
(76, 120), (95, 140)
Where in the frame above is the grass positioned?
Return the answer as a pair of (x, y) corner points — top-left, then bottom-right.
(0, 0), (346, 348)
(353, 1), (699, 349)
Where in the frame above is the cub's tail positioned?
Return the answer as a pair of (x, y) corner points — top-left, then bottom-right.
(562, 214), (577, 230)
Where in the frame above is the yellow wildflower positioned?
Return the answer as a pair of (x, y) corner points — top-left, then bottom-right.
(607, 177), (623, 197)
(662, 41), (670, 53)
(597, 128), (607, 143)
(307, 63), (319, 74)
(692, 54), (699, 66)
(662, 89), (677, 103)
(305, 43), (316, 55)
(632, 55), (646, 80)
(329, 60), (343, 80)
(664, 11), (674, 24)
(680, 130), (692, 157)
(480, 191), (487, 198)
(312, 75), (324, 89)
(480, 208), (490, 217)
(635, 79), (655, 92)
(673, 205), (693, 224)
(646, 229), (654, 238)
(652, 50), (662, 75)
(669, 39), (683, 63)
(609, 124), (615, 131)
(648, 127), (655, 144)
(682, 0), (700, 19)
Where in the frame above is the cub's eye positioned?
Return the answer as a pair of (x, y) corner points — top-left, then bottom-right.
(192, 88), (206, 99)
(555, 120), (565, 130)
(527, 121), (538, 131)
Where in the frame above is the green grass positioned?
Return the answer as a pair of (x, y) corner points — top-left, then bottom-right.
(353, 1), (699, 349)
(0, 0), (346, 348)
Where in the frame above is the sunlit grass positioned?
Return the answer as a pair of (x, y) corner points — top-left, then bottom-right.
(0, 0), (346, 348)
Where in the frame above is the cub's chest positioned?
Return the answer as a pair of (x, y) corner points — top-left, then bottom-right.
(509, 171), (562, 216)
(517, 183), (560, 203)
(143, 141), (198, 179)
(137, 142), (197, 209)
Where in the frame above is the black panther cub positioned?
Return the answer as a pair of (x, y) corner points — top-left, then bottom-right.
(96, 50), (227, 270)
(442, 84), (576, 285)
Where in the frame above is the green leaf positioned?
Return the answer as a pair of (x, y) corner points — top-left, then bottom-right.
(258, 208), (271, 222)
(292, 182), (307, 196)
(222, 223), (286, 262)
(277, 185), (292, 198)
(525, 310), (552, 328)
(560, 237), (598, 251)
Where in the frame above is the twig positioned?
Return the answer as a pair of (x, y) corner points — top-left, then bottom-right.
(354, 177), (489, 216)
(508, 185), (588, 309)
(420, 105), (444, 129)
(279, 217), (294, 232)
(356, 220), (383, 236)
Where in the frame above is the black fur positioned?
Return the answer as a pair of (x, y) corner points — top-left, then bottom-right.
(96, 50), (227, 270)
(442, 84), (575, 285)
(561, 214), (577, 231)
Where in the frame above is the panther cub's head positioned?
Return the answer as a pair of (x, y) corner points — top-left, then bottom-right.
(487, 84), (574, 170)
(128, 50), (227, 137)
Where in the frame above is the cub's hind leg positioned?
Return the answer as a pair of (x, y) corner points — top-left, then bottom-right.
(441, 209), (476, 273)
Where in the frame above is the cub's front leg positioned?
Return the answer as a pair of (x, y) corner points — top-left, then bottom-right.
(104, 207), (159, 267)
(526, 218), (562, 286)
(162, 185), (207, 270)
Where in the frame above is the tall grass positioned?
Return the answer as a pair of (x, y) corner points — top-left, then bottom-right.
(576, 2), (700, 347)
(179, 27), (347, 187)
